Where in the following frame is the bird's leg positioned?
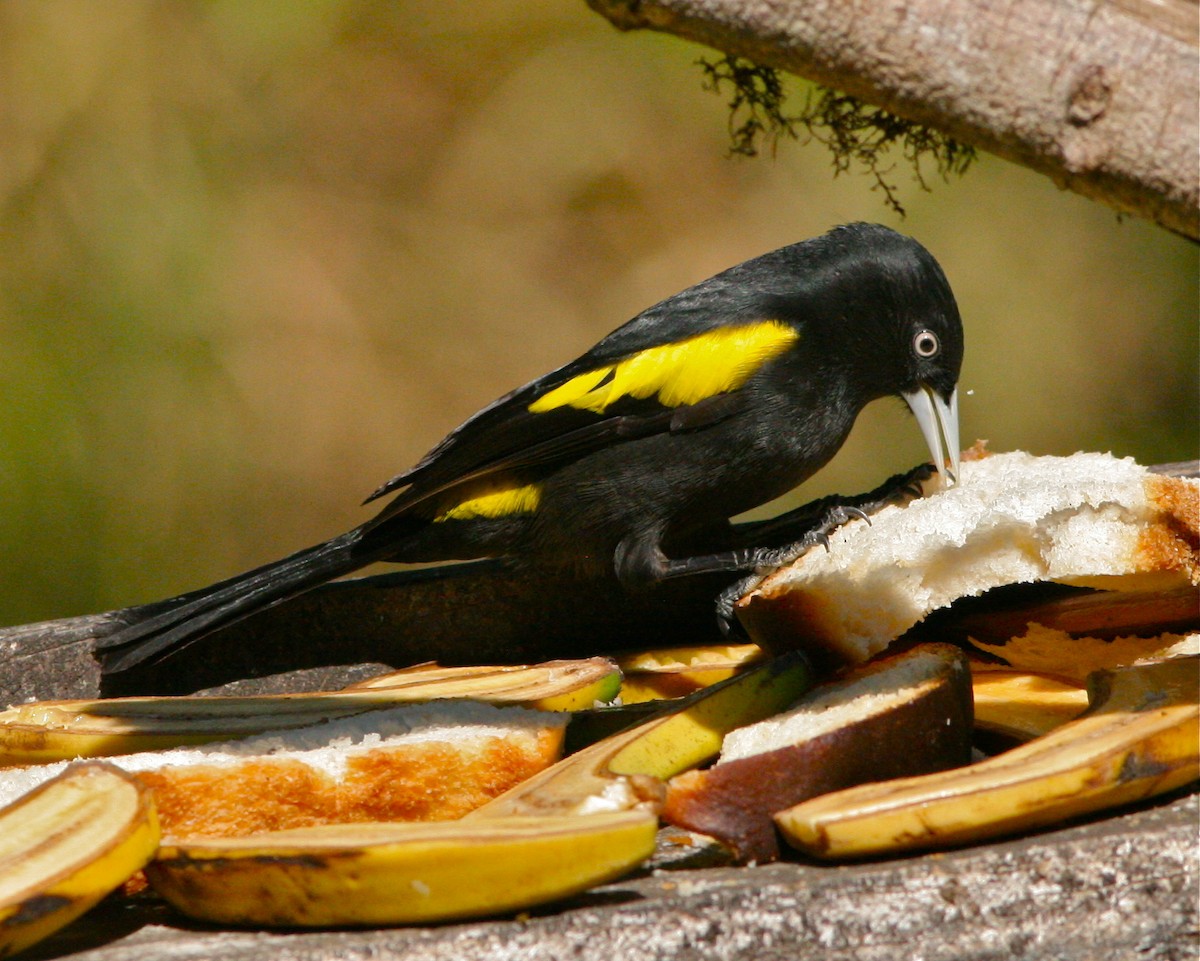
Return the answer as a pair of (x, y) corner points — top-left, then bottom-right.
(708, 503), (874, 637)
(614, 463), (936, 631)
(658, 462), (933, 577)
(614, 522), (793, 586)
(712, 463), (936, 635)
(729, 462), (933, 549)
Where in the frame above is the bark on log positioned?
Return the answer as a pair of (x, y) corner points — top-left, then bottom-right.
(586, 0), (1200, 239)
(0, 562), (734, 704)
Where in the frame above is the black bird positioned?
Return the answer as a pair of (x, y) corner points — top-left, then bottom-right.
(97, 222), (963, 672)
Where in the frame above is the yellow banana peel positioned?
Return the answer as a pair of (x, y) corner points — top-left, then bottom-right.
(0, 762), (159, 957)
(148, 811), (657, 927)
(615, 643), (764, 704)
(970, 623), (1198, 685)
(346, 657), (622, 711)
(776, 656), (1199, 859)
(471, 651), (811, 820)
(0, 657), (619, 765)
(971, 669), (1089, 740)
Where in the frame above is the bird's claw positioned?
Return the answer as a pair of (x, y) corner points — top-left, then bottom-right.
(712, 462), (934, 637)
(713, 500), (875, 635)
(716, 573), (759, 638)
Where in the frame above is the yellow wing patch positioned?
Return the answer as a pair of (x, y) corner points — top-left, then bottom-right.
(528, 320), (799, 415)
(434, 483), (542, 523)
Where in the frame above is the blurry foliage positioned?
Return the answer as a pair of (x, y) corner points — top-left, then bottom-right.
(698, 55), (977, 215)
(0, 1), (1195, 627)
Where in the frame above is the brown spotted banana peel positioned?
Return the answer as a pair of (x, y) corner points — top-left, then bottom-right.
(148, 811), (658, 927)
(0, 658), (620, 764)
(470, 651), (812, 819)
(775, 656), (1199, 859)
(0, 762), (159, 956)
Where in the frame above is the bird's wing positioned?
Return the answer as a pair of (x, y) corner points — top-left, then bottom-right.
(361, 313), (800, 526)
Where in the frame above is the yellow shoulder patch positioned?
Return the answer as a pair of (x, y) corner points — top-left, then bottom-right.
(528, 320), (799, 415)
(434, 482), (542, 523)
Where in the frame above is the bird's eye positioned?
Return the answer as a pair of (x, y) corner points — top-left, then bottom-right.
(913, 329), (940, 359)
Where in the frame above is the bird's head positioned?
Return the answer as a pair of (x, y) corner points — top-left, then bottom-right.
(775, 223), (965, 486)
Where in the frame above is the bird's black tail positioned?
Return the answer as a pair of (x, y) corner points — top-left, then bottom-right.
(96, 529), (373, 673)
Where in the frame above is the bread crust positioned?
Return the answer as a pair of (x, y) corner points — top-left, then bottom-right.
(0, 704), (565, 841)
(738, 451), (1200, 664)
(136, 731), (563, 839)
(662, 644), (973, 863)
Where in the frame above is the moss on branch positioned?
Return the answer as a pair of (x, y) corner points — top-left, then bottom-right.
(698, 55), (976, 215)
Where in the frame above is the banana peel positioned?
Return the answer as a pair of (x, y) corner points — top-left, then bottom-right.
(969, 624), (1198, 685)
(0, 762), (159, 957)
(615, 643), (764, 704)
(0, 657), (619, 765)
(970, 669), (1089, 740)
(148, 811), (658, 927)
(470, 651), (812, 820)
(776, 656), (1199, 859)
(949, 584), (1200, 649)
(346, 658), (622, 711)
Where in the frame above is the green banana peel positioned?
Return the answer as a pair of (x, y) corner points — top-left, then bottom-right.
(471, 651), (812, 820)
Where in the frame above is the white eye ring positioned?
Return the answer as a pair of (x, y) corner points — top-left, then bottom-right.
(913, 329), (940, 359)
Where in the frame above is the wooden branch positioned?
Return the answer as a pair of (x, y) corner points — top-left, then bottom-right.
(586, 0), (1200, 239)
(0, 562), (733, 703)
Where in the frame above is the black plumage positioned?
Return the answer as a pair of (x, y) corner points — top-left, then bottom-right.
(97, 222), (963, 672)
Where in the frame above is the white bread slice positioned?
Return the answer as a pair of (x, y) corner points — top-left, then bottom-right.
(663, 643), (972, 862)
(737, 450), (1199, 665)
(0, 701), (565, 840)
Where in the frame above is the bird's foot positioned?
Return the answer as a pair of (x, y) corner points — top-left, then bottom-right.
(715, 463), (936, 636)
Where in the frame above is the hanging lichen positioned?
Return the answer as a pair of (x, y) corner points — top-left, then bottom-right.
(698, 55), (976, 215)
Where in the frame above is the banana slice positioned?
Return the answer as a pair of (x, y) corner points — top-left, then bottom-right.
(616, 643), (765, 704)
(471, 651), (812, 819)
(148, 811), (657, 927)
(345, 657), (623, 711)
(776, 657), (1199, 859)
(970, 623), (1198, 684)
(0, 762), (159, 956)
(0, 657), (620, 764)
(970, 669), (1089, 740)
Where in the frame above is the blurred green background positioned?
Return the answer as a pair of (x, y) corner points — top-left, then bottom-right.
(0, 1), (1196, 628)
